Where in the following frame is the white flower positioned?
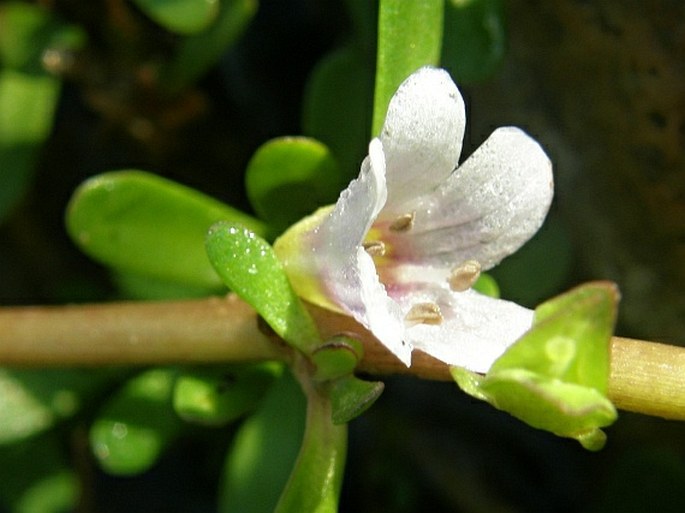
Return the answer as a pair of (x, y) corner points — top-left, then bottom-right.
(274, 67), (553, 372)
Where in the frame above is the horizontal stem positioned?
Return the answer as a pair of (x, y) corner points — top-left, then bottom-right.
(1, 295), (684, 420)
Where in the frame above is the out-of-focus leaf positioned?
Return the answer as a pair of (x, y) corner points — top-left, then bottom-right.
(112, 270), (220, 300)
(452, 282), (619, 450)
(161, 0), (257, 94)
(219, 372), (306, 513)
(0, 3), (84, 222)
(0, 70), (60, 221)
(0, 368), (121, 445)
(131, 0), (219, 35)
(206, 221), (321, 353)
(372, 0), (443, 134)
(66, 171), (265, 290)
(245, 137), (342, 234)
(0, 434), (79, 513)
(173, 363), (281, 426)
(472, 272), (500, 298)
(302, 46), (374, 179)
(90, 368), (185, 476)
(442, 0), (507, 83)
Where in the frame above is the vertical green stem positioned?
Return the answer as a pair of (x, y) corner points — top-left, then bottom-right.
(275, 361), (348, 513)
(372, 0), (445, 134)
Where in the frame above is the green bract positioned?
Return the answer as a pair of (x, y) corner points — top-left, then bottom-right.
(245, 137), (342, 235)
(452, 282), (619, 450)
(66, 171), (265, 291)
(205, 221), (321, 353)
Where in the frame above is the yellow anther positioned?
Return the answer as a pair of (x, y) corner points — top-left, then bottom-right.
(448, 260), (482, 292)
(362, 240), (386, 256)
(405, 302), (443, 325)
(389, 211), (416, 232)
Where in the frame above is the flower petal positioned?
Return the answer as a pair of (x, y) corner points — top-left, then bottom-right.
(394, 285), (534, 373)
(275, 139), (411, 365)
(385, 126), (553, 271)
(379, 67), (466, 215)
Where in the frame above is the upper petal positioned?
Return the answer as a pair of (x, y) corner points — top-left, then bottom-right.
(379, 67), (466, 215)
(385, 126), (553, 271)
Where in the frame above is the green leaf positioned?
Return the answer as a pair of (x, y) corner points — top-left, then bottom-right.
(160, 0), (257, 94)
(245, 137), (342, 234)
(219, 372), (306, 513)
(0, 70), (60, 222)
(0, 368), (121, 445)
(90, 368), (185, 475)
(302, 46), (374, 179)
(206, 221), (321, 353)
(372, 0), (444, 134)
(131, 0), (219, 35)
(311, 336), (364, 382)
(66, 171), (265, 290)
(173, 363), (281, 426)
(329, 375), (384, 425)
(0, 434), (79, 513)
(442, 0), (507, 83)
(274, 386), (347, 513)
(452, 282), (620, 450)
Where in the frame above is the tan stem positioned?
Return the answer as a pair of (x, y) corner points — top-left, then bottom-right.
(0, 295), (684, 420)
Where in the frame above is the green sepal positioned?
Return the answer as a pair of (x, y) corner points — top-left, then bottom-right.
(66, 170), (265, 290)
(452, 282), (620, 450)
(245, 137), (342, 235)
(311, 336), (364, 382)
(0, 368), (122, 445)
(90, 368), (185, 476)
(173, 363), (281, 426)
(130, 0), (219, 35)
(373, 0), (444, 134)
(329, 375), (384, 425)
(219, 372), (306, 513)
(206, 221), (321, 353)
(442, 0), (507, 83)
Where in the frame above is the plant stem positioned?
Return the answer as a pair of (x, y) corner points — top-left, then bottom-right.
(1, 295), (684, 420)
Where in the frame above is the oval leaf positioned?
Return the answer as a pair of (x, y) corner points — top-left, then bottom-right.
(66, 170), (265, 290)
(245, 137), (342, 234)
